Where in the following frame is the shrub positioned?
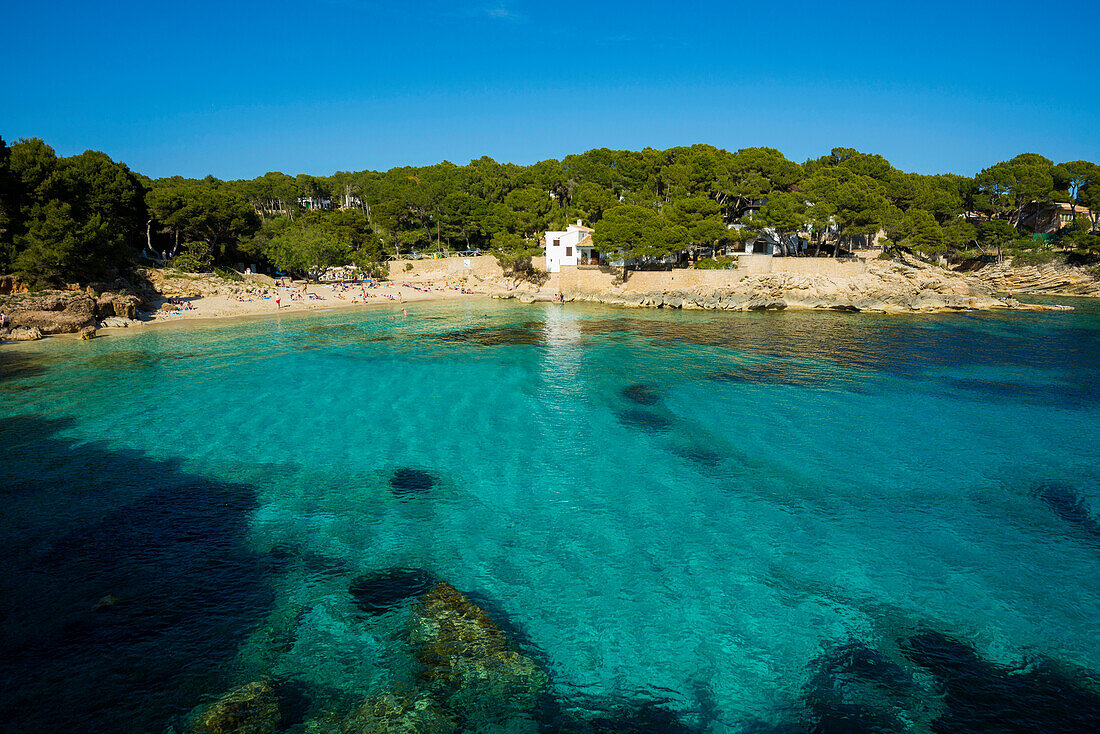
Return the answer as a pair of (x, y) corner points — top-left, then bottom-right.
(694, 256), (737, 270)
(213, 267), (243, 281)
(169, 241), (214, 273)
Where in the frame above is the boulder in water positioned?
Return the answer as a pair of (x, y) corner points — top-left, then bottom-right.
(194, 680), (280, 734)
(79, 326), (96, 340)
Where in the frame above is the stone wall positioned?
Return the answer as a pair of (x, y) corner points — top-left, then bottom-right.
(383, 253), (864, 289)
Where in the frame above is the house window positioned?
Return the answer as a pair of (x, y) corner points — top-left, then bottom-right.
(1060, 213), (1073, 224)
(566, 247), (572, 256)
(553, 239), (560, 247)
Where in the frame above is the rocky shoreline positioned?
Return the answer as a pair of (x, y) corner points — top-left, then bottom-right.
(2, 259), (1092, 344)
(965, 261), (1100, 298)
(503, 260), (1079, 314)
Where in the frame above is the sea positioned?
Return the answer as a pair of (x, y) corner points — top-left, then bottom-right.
(1, 298), (1099, 733)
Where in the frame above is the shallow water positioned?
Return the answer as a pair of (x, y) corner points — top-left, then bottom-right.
(2, 299), (1099, 732)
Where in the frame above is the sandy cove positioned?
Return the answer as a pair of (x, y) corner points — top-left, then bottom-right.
(139, 279), (483, 325)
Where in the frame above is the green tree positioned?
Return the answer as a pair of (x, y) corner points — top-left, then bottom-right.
(975, 154), (1056, 229)
(744, 192), (807, 253)
(13, 201), (112, 284)
(593, 205), (687, 269)
(268, 227), (347, 279)
(490, 231), (540, 270)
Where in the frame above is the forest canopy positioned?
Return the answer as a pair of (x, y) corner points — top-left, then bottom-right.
(1, 136), (1097, 285)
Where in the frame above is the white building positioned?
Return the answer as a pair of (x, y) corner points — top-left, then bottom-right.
(543, 220), (597, 273)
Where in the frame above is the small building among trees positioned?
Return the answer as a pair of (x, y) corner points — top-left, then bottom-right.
(543, 221), (597, 272)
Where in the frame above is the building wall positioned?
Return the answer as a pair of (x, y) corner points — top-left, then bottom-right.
(545, 228), (588, 272)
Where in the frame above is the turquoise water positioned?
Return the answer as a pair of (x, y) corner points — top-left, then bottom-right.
(2, 299), (1100, 732)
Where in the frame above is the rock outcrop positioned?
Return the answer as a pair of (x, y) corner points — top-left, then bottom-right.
(1, 282), (147, 338)
(412, 582), (546, 730)
(96, 293), (141, 319)
(7, 326), (43, 341)
(193, 680), (280, 734)
(78, 325), (96, 340)
(968, 262), (1100, 297)
(7, 295), (97, 334)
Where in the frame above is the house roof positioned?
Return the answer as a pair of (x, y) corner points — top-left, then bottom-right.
(568, 224), (595, 233)
(576, 235), (593, 248)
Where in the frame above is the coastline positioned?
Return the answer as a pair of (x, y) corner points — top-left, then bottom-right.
(2, 258), (1090, 345)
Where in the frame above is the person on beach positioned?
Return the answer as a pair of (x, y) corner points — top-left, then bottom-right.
(275, 294), (281, 309)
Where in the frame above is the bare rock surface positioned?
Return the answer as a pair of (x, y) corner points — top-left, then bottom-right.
(968, 261), (1100, 297)
(7, 326), (43, 341)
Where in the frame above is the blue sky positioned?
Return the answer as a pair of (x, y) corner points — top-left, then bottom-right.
(3, 0), (1098, 180)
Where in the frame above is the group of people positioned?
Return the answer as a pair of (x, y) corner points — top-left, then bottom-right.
(163, 297), (196, 312)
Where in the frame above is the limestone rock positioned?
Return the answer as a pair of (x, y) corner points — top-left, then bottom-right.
(412, 582), (546, 729)
(99, 316), (140, 328)
(8, 326), (43, 341)
(95, 293), (141, 319)
(745, 297), (786, 311)
(194, 680), (280, 734)
(79, 326), (96, 340)
(8, 296), (96, 334)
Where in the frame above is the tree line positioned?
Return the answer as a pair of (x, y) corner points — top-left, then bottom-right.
(1, 135), (1098, 285)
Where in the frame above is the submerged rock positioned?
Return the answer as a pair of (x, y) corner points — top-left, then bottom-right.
(335, 691), (456, 734)
(901, 630), (1100, 733)
(1035, 482), (1100, 541)
(620, 383), (661, 406)
(390, 468), (437, 497)
(617, 408), (674, 432)
(349, 568), (436, 615)
(194, 680), (280, 734)
(412, 582), (547, 729)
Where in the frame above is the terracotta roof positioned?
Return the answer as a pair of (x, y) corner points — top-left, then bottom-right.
(569, 224), (595, 233)
(576, 235), (593, 248)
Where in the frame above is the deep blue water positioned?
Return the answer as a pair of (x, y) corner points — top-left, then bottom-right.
(2, 298), (1099, 733)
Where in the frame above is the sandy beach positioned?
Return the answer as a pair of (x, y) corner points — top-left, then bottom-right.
(132, 278), (487, 327)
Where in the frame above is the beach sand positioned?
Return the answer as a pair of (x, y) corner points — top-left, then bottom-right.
(129, 279), (486, 328)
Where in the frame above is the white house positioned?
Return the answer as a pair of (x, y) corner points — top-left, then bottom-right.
(543, 220), (597, 272)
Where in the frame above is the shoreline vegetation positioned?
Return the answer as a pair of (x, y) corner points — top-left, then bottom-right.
(2, 136), (1098, 341)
